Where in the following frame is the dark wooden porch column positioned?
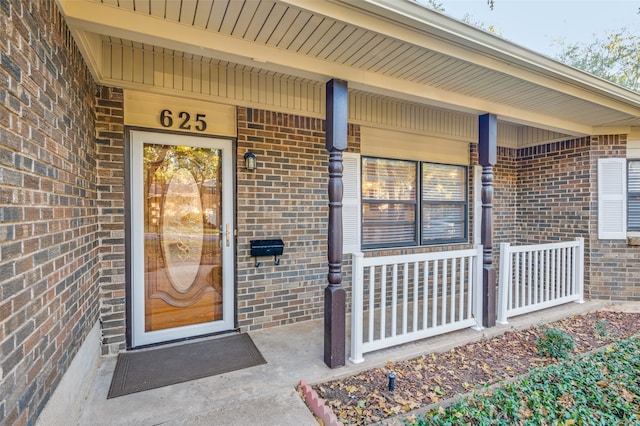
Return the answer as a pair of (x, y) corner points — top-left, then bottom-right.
(479, 113), (497, 328)
(324, 78), (348, 368)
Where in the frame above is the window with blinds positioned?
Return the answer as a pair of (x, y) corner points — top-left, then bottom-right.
(629, 160), (640, 231)
(362, 158), (417, 248)
(422, 163), (467, 244)
(361, 157), (467, 249)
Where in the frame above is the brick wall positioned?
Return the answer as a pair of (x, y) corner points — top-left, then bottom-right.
(94, 87), (126, 355)
(588, 135), (640, 301)
(236, 107), (360, 331)
(494, 147), (519, 246)
(515, 138), (591, 244)
(0, 1), (99, 424)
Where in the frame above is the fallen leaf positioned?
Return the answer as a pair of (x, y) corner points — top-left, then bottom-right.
(344, 385), (357, 393)
(428, 393), (441, 403)
(621, 389), (637, 402)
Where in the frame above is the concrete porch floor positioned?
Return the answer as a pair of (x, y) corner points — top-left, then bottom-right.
(51, 300), (635, 426)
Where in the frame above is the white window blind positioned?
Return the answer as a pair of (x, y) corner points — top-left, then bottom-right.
(361, 158), (418, 248)
(598, 158), (627, 239)
(342, 152), (361, 254)
(629, 160), (640, 231)
(421, 163), (467, 244)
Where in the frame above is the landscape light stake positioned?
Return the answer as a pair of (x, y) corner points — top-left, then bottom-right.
(388, 373), (396, 392)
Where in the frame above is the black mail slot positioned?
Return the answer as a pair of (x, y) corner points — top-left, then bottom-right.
(250, 239), (284, 257)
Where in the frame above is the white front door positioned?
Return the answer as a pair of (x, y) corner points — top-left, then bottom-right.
(130, 130), (234, 347)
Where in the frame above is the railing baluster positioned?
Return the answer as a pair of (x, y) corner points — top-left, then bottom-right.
(507, 250), (520, 309)
(450, 257), (456, 323)
(541, 250), (545, 302)
(553, 248), (562, 299)
(391, 264), (397, 338)
(413, 261), (419, 333)
(571, 245), (577, 296)
(472, 245), (484, 330)
(531, 250), (540, 305)
(349, 252), (364, 364)
(569, 247), (572, 297)
(423, 261), (428, 330)
(568, 247), (572, 297)
(520, 252), (526, 308)
(559, 248), (563, 298)
(441, 259), (448, 326)
(558, 248), (567, 298)
(539, 249), (545, 303)
(380, 265), (386, 341)
(567, 247), (572, 297)
(497, 243), (510, 325)
(368, 265), (375, 344)
(459, 257), (465, 321)
(551, 248), (556, 302)
(544, 250), (551, 302)
(563, 248), (568, 298)
(402, 262), (408, 335)
(527, 252), (532, 307)
(432, 260), (438, 327)
(576, 238), (584, 302)
(466, 256), (473, 320)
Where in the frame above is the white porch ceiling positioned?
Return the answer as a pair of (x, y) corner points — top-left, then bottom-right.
(58, 0), (640, 137)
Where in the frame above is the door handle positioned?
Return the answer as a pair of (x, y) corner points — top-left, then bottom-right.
(218, 224), (232, 247)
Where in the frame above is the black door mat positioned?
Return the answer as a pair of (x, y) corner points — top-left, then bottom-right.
(108, 333), (266, 398)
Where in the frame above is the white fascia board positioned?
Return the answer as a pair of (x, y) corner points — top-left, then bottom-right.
(286, 0), (640, 116)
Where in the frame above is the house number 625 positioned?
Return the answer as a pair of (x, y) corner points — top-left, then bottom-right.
(159, 109), (207, 132)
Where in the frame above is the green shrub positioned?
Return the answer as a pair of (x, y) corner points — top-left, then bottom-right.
(537, 327), (574, 359)
(409, 337), (640, 425)
(595, 320), (609, 337)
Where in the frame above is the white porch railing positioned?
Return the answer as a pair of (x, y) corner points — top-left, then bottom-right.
(497, 238), (584, 324)
(350, 247), (483, 364)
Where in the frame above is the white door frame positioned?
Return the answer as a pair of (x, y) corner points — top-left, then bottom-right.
(129, 130), (235, 347)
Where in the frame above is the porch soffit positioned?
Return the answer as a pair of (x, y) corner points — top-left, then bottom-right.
(58, 0), (640, 137)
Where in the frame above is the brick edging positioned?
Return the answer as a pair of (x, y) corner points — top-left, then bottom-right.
(298, 380), (340, 426)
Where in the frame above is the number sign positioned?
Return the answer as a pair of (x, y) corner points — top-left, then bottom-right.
(124, 90), (236, 137)
(160, 110), (207, 132)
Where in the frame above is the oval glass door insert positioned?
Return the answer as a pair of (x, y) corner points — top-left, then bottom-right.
(161, 167), (204, 292)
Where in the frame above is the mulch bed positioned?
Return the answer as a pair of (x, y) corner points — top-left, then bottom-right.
(312, 310), (640, 425)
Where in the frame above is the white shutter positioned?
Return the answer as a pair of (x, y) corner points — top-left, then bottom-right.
(343, 152), (361, 254)
(598, 158), (627, 239)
